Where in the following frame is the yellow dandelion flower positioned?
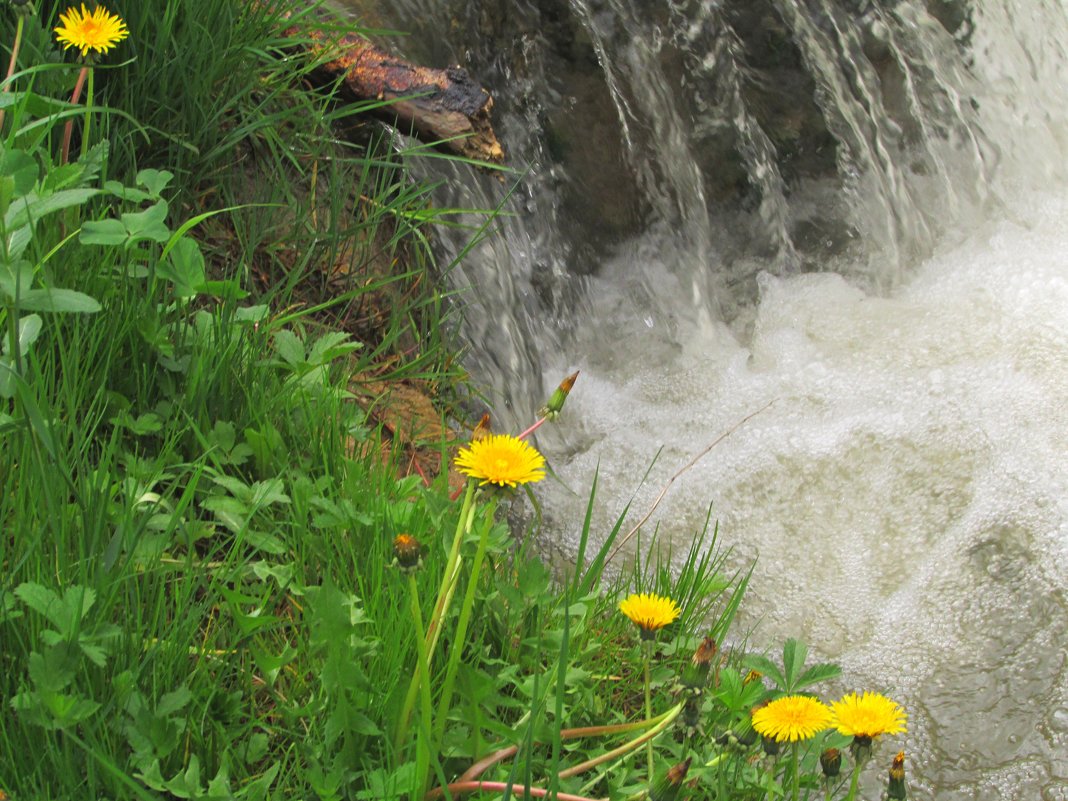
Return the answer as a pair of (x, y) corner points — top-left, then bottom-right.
(454, 433), (545, 488)
(618, 592), (681, 639)
(830, 691), (907, 739)
(751, 694), (833, 743)
(55, 4), (129, 58)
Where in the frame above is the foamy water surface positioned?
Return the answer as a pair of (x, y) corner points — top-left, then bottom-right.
(543, 190), (1068, 799)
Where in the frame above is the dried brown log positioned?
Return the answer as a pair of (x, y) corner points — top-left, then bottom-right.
(288, 21), (504, 163)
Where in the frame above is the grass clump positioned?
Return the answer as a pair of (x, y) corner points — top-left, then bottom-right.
(0, 2), (912, 800)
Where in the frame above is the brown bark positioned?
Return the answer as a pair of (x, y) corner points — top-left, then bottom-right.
(288, 22), (505, 164)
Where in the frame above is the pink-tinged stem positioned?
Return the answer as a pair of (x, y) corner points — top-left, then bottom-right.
(517, 416), (547, 440)
(0, 16), (25, 131)
(425, 782), (603, 801)
(458, 718), (663, 783)
(60, 65), (89, 165)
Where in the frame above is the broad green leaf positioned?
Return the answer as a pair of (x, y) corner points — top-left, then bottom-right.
(4, 222), (33, 262)
(156, 236), (205, 298)
(4, 188), (100, 230)
(247, 478), (290, 508)
(741, 653), (787, 692)
(79, 217), (128, 246)
(17, 288), (101, 313)
(102, 180), (153, 203)
(121, 200), (171, 244)
(136, 169), (174, 199)
(245, 529), (287, 555)
(0, 259), (33, 299)
(235, 304), (269, 323)
(782, 638), (808, 688)
(27, 644), (78, 693)
(308, 331), (361, 365)
(16, 583), (96, 632)
(795, 662), (842, 690)
(198, 279), (247, 299)
(156, 686), (193, 717)
(0, 148), (38, 194)
(272, 329), (304, 367)
(1, 313), (42, 358)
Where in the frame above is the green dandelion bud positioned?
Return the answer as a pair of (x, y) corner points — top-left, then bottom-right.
(887, 751), (907, 800)
(820, 747), (842, 778)
(538, 370), (579, 420)
(649, 758), (691, 801)
(391, 533), (426, 574)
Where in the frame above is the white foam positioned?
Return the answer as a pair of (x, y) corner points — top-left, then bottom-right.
(543, 190), (1068, 797)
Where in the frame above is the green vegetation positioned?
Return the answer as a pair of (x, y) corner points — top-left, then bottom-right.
(0, 2), (910, 800)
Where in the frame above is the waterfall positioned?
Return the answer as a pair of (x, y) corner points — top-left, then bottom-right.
(339, 1), (1068, 796)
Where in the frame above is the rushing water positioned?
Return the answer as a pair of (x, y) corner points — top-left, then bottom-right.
(339, 1), (1068, 797)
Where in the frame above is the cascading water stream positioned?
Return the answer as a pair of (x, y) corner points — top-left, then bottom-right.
(338, 1), (1068, 796)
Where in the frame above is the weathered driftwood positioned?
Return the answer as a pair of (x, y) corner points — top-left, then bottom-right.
(289, 22), (504, 163)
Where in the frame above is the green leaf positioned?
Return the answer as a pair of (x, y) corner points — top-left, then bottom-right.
(16, 583), (96, 633)
(307, 331), (361, 365)
(102, 180), (153, 204)
(136, 169), (174, 199)
(1, 313), (42, 358)
(741, 654), (787, 693)
(156, 236), (205, 298)
(79, 217), (128, 246)
(4, 224), (32, 263)
(27, 644), (79, 693)
(198, 279), (247, 299)
(795, 662), (842, 691)
(247, 478), (290, 508)
(0, 148), (38, 195)
(156, 686), (193, 717)
(4, 188), (100, 230)
(17, 288), (101, 313)
(234, 304), (269, 323)
(272, 329), (305, 367)
(244, 529), (287, 555)
(782, 638), (808, 689)
(121, 200), (171, 244)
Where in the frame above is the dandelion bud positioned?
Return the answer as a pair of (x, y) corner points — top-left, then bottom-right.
(391, 533), (425, 574)
(820, 747), (842, 778)
(471, 412), (492, 441)
(887, 751), (907, 800)
(677, 636), (717, 693)
(649, 757), (691, 801)
(539, 370), (579, 420)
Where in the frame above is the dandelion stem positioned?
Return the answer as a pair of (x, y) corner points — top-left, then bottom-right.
(81, 65), (94, 160)
(844, 759), (862, 801)
(559, 702), (683, 781)
(407, 574), (433, 801)
(456, 706), (684, 786)
(427, 781), (602, 801)
(790, 743), (800, 801)
(0, 15), (25, 132)
(432, 496), (497, 748)
(643, 639), (654, 778)
(394, 480), (476, 751)
(517, 416), (547, 440)
(60, 65), (89, 166)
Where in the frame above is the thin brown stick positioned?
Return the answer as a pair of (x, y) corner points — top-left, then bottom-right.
(606, 399), (776, 563)
(427, 782), (604, 801)
(455, 717), (659, 784)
